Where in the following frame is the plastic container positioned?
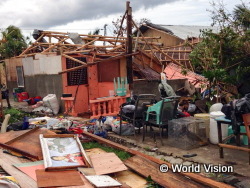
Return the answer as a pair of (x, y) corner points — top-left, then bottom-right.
(194, 113), (210, 139)
(17, 92), (29, 102)
(209, 111), (228, 144)
(13, 88), (25, 102)
(109, 90), (114, 97)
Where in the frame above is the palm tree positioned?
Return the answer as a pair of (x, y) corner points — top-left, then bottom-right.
(0, 25), (28, 59)
(233, 4), (250, 30)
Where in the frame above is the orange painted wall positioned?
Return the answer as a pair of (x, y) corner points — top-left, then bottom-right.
(61, 56), (127, 115)
(98, 82), (115, 97)
(61, 56), (89, 114)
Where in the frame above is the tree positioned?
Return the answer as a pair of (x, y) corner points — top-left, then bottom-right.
(234, 4), (250, 30)
(112, 16), (151, 37)
(189, 2), (250, 97)
(0, 25), (28, 59)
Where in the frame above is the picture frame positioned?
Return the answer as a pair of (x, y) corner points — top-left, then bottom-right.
(39, 134), (91, 170)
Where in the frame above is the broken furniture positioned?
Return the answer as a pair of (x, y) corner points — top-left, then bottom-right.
(118, 94), (156, 135)
(216, 115), (250, 164)
(167, 117), (208, 150)
(143, 97), (179, 145)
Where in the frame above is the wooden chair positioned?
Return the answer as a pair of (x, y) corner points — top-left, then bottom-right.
(242, 113), (250, 164)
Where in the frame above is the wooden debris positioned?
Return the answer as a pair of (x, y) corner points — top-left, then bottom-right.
(125, 155), (204, 188)
(81, 131), (234, 188)
(0, 148), (37, 187)
(0, 128), (56, 160)
(90, 152), (127, 175)
(36, 169), (84, 187)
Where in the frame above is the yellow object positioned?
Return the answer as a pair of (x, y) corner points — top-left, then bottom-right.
(194, 113), (210, 119)
(194, 113), (210, 139)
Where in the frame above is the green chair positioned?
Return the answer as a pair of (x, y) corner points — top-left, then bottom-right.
(143, 96), (179, 145)
(114, 77), (127, 96)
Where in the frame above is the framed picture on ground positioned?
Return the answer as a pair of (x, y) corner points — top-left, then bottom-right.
(39, 134), (91, 170)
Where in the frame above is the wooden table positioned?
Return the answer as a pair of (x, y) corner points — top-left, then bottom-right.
(215, 117), (249, 160)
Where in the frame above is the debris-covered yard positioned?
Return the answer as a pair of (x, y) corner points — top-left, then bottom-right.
(0, 1), (250, 188)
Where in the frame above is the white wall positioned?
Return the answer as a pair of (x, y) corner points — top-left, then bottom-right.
(22, 54), (62, 76)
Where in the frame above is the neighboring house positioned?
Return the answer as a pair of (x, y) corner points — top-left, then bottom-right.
(134, 22), (218, 71)
(137, 22), (218, 43)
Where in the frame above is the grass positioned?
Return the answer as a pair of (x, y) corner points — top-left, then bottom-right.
(4, 108), (26, 123)
(3, 108), (35, 124)
(82, 141), (131, 161)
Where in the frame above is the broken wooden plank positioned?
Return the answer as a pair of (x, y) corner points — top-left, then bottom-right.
(125, 155), (204, 188)
(5, 127), (40, 145)
(219, 143), (250, 152)
(0, 130), (30, 143)
(84, 148), (147, 188)
(90, 152), (127, 175)
(0, 128), (56, 160)
(36, 169), (84, 187)
(0, 149), (37, 187)
(81, 131), (233, 188)
(59, 52), (138, 74)
(62, 54), (87, 66)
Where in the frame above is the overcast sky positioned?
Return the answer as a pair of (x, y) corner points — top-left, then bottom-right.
(0, 0), (248, 38)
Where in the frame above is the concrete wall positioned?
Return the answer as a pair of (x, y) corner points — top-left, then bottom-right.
(22, 54), (63, 109)
(133, 79), (187, 100)
(4, 54), (63, 110)
(24, 74), (62, 102)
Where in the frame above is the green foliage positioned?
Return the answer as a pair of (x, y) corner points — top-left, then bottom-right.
(4, 108), (25, 124)
(3, 108), (35, 124)
(189, 2), (250, 90)
(146, 176), (162, 188)
(234, 4), (250, 30)
(82, 141), (131, 161)
(0, 25), (28, 59)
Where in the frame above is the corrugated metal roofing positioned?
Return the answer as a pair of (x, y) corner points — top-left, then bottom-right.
(155, 25), (219, 39)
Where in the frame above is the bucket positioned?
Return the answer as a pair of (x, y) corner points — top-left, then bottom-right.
(194, 113), (210, 139)
(209, 111), (228, 144)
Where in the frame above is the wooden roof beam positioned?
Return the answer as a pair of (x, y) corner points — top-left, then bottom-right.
(62, 54), (87, 66)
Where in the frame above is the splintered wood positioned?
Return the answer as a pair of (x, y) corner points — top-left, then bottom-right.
(90, 152), (128, 175)
(124, 155), (205, 188)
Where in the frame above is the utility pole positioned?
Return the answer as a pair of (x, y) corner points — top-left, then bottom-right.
(126, 1), (133, 90)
